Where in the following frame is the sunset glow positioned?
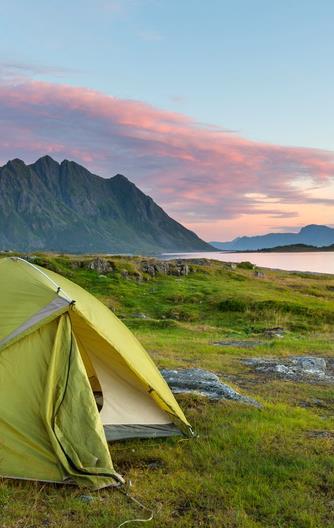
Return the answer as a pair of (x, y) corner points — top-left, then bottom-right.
(1, 1), (334, 241)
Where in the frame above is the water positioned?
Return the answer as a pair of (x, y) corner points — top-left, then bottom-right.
(162, 251), (334, 275)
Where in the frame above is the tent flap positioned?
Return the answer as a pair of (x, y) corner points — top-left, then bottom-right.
(42, 314), (122, 488)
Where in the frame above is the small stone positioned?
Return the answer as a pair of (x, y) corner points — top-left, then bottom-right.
(146, 459), (164, 469)
(274, 364), (291, 375)
(213, 340), (264, 348)
(263, 327), (285, 338)
(79, 495), (94, 503)
(131, 313), (147, 319)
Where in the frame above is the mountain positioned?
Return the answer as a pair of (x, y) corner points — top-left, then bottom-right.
(0, 156), (213, 254)
(211, 224), (334, 251)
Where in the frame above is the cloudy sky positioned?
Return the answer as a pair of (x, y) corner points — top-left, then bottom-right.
(1, 0), (334, 241)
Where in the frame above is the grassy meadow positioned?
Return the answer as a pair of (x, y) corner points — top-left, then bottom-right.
(1, 255), (334, 528)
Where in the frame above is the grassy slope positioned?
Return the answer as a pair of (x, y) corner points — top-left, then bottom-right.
(1, 255), (334, 528)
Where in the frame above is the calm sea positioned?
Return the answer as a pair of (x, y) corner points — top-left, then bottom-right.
(162, 251), (334, 275)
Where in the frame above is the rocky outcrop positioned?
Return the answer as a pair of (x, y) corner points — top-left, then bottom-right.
(87, 257), (115, 274)
(243, 356), (334, 383)
(69, 257), (192, 277)
(161, 368), (260, 407)
(140, 260), (189, 277)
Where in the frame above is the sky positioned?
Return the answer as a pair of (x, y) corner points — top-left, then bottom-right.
(0, 0), (334, 241)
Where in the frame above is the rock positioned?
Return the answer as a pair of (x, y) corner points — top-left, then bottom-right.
(131, 313), (147, 319)
(152, 262), (169, 274)
(299, 398), (329, 409)
(140, 259), (190, 277)
(306, 430), (334, 439)
(175, 261), (189, 276)
(263, 327), (285, 338)
(243, 356), (334, 383)
(186, 258), (208, 266)
(23, 255), (38, 262)
(133, 271), (143, 282)
(295, 356), (326, 374)
(160, 368), (260, 407)
(87, 257), (114, 275)
(274, 364), (291, 375)
(213, 340), (264, 348)
(79, 495), (95, 503)
(146, 458), (165, 469)
(141, 262), (156, 276)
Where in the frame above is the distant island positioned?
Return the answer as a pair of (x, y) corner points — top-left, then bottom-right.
(211, 224), (334, 251)
(243, 243), (334, 253)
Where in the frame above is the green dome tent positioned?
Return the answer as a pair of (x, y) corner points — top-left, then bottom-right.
(0, 257), (190, 488)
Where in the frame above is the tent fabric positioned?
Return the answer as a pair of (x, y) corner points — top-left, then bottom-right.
(0, 318), (67, 483)
(0, 258), (60, 343)
(0, 296), (69, 349)
(0, 314), (121, 488)
(41, 267), (190, 428)
(72, 316), (173, 427)
(42, 314), (122, 488)
(0, 257), (190, 488)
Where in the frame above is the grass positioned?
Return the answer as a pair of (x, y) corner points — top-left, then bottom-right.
(1, 254), (334, 527)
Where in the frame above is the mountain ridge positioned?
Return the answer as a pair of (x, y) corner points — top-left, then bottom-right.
(211, 224), (334, 251)
(0, 156), (212, 254)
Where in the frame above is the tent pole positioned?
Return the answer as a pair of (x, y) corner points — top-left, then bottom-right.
(10, 257), (73, 303)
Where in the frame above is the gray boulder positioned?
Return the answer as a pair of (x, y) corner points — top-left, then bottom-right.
(161, 368), (260, 407)
(87, 257), (114, 275)
(244, 356), (333, 383)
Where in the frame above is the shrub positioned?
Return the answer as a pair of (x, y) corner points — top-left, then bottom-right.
(237, 261), (255, 270)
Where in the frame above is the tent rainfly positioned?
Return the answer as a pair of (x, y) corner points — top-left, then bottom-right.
(0, 257), (191, 488)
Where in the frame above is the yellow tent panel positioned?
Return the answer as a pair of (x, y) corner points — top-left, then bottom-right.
(0, 257), (190, 488)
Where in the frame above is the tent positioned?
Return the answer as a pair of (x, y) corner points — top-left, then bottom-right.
(0, 257), (190, 488)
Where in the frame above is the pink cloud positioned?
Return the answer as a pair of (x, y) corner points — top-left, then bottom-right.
(1, 80), (334, 239)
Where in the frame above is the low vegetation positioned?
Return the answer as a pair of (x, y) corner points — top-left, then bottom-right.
(1, 254), (334, 527)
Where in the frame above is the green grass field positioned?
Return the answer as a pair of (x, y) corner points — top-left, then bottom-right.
(1, 255), (334, 528)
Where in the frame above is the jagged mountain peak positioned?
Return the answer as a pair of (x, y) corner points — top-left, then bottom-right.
(112, 173), (131, 183)
(0, 156), (212, 254)
(33, 154), (59, 165)
(3, 158), (26, 170)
